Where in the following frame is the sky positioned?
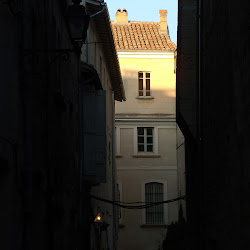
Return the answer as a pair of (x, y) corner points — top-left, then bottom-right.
(104, 0), (178, 45)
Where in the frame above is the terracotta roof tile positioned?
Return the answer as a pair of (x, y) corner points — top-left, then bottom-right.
(112, 21), (176, 51)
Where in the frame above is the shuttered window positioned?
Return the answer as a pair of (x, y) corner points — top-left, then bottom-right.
(145, 182), (164, 224)
(138, 72), (151, 97)
(83, 89), (106, 183)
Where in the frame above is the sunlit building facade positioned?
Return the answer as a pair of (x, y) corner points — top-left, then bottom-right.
(112, 9), (178, 250)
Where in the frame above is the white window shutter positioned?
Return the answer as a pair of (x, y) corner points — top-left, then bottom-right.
(83, 89), (106, 183)
(95, 90), (106, 183)
(83, 90), (97, 182)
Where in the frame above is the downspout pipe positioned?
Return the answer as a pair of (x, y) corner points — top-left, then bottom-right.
(22, 0), (32, 249)
(79, 55), (85, 249)
(197, 0), (202, 142)
(197, 0), (204, 248)
(111, 91), (117, 250)
(89, 5), (105, 19)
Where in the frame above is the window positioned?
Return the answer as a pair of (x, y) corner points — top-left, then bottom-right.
(138, 72), (151, 97)
(137, 127), (153, 153)
(145, 182), (164, 224)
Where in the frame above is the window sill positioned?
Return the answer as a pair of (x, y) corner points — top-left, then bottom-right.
(115, 154), (123, 158)
(132, 154), (160, 158)
(140, 224), (167, 228)
(136, 96), (154, 99)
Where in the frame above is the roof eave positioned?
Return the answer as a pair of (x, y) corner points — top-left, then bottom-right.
(86, 2), (126, 102)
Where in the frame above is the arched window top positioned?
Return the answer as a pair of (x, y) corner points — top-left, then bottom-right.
(145, 182), (163, 196)
(146, 182), (163, 186)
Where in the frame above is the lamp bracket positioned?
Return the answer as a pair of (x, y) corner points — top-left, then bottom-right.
(23, 49), (79, 65)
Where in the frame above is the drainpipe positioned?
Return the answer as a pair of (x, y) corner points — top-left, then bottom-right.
(79, 57), (85, 249)
(111, 91), (117, 250)
(89, 6), (105, 19)
(197, 0), (204, 248)
(86, 28), (89, 63)
(22, 0), (32, 249)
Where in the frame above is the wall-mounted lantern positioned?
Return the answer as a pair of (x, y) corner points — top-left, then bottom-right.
(65, 0), (90, 52)
(23, 0), (90, 64)
(94, 213), (102, 223)
(94, 213), (109, 250)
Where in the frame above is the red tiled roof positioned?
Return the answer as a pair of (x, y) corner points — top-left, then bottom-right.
(111, 21), (176, 51)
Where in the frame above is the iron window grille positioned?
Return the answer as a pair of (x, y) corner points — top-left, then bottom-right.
(145, 182), (164, 224)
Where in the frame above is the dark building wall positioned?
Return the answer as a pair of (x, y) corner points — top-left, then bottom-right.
(201, 2), (248, 249)
(176, 0), (198, 139)
(176, 1), (201, 248)
(177, 0), (249, 249)
(0, 1), (82, 249)
(0, 3), (22, 249)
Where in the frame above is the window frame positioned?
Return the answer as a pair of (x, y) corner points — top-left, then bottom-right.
(145, 182), (164, 225)
(137, 127), (154, 153)
(138, 71), (152, 97)
(141, 180), (168, 225)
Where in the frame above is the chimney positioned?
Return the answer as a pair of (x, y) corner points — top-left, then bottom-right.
(159, 10), (168, 33)
(115, 8), (128, 24)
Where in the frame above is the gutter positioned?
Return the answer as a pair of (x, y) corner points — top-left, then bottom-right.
(90, 5), (105, 19)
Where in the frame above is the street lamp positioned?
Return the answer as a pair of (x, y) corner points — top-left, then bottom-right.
(65, 0), (90, 52)
(23, 0), (90, 63)
(94, 213), (110, 250)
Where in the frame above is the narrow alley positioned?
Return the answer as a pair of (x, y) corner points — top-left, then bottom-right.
(0, 0), (248, 250)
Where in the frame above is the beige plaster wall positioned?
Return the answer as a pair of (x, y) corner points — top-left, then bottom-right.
(158, 127), (177, 165)
(117, 169), (178, 250)
(115, 50), (177, 250)
(115, 55), (175, 115)
(116, 124), (178, 250)
(120, 128), (134, 157)
(116, 125), (177, 167)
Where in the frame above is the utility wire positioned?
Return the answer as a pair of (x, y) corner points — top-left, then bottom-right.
(90, 194), (186, 210)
